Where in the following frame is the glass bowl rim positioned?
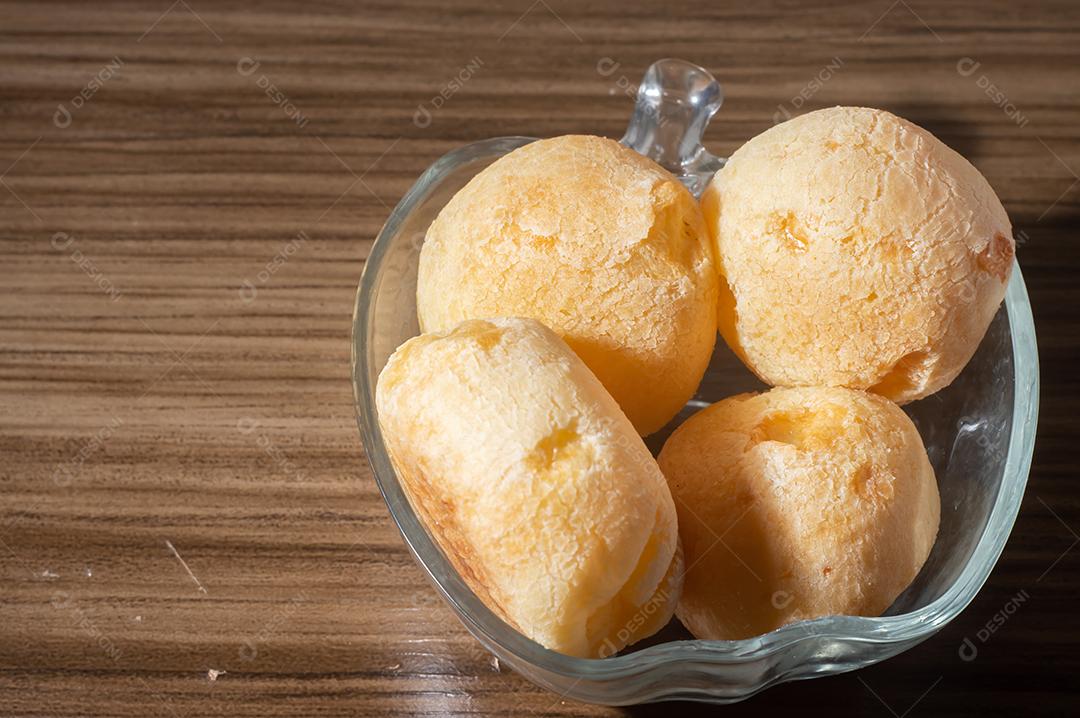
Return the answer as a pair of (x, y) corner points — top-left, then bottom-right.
(351, 135), (1040, 681)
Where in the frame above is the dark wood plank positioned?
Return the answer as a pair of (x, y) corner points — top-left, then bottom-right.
(1, 0), (1077, 715)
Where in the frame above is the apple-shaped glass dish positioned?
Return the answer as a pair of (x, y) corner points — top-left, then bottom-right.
(351, 59), (1038, 704)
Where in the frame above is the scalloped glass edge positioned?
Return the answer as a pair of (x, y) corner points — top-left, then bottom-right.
(350, 137), (1039, 704)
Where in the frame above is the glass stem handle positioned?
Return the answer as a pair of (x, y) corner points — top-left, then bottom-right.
(620, 58), (726, 198)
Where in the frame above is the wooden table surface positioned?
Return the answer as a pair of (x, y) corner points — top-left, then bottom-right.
(1, 1), (1077, 715)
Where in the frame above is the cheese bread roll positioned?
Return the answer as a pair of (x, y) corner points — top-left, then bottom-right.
(658, 386), (939, 640)
(704, 106), (1013, 402)
(376, 317), (682, 657)
(417, 135), (718, 435)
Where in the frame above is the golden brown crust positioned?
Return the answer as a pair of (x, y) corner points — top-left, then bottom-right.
(417, 135), (718, 435)
(376, 317), (682, 657)
(703, 106), (1013, 403)
(385, 441), (519, 630)
(658, 386), (940, 640)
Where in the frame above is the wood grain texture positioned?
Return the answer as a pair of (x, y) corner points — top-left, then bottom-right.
(1, 0), (1078, 715)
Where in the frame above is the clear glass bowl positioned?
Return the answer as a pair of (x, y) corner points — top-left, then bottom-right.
(350, 59), (1039, 704)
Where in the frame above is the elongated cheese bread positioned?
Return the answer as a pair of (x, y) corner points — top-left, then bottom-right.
(376, 317), (682, 657)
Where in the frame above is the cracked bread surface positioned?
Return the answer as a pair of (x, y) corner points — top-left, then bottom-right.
(658, 386), (940, 640)
(376, 317), (681, 657)
(417, 135), (719, 435)
(703, 106), (1014, 403)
